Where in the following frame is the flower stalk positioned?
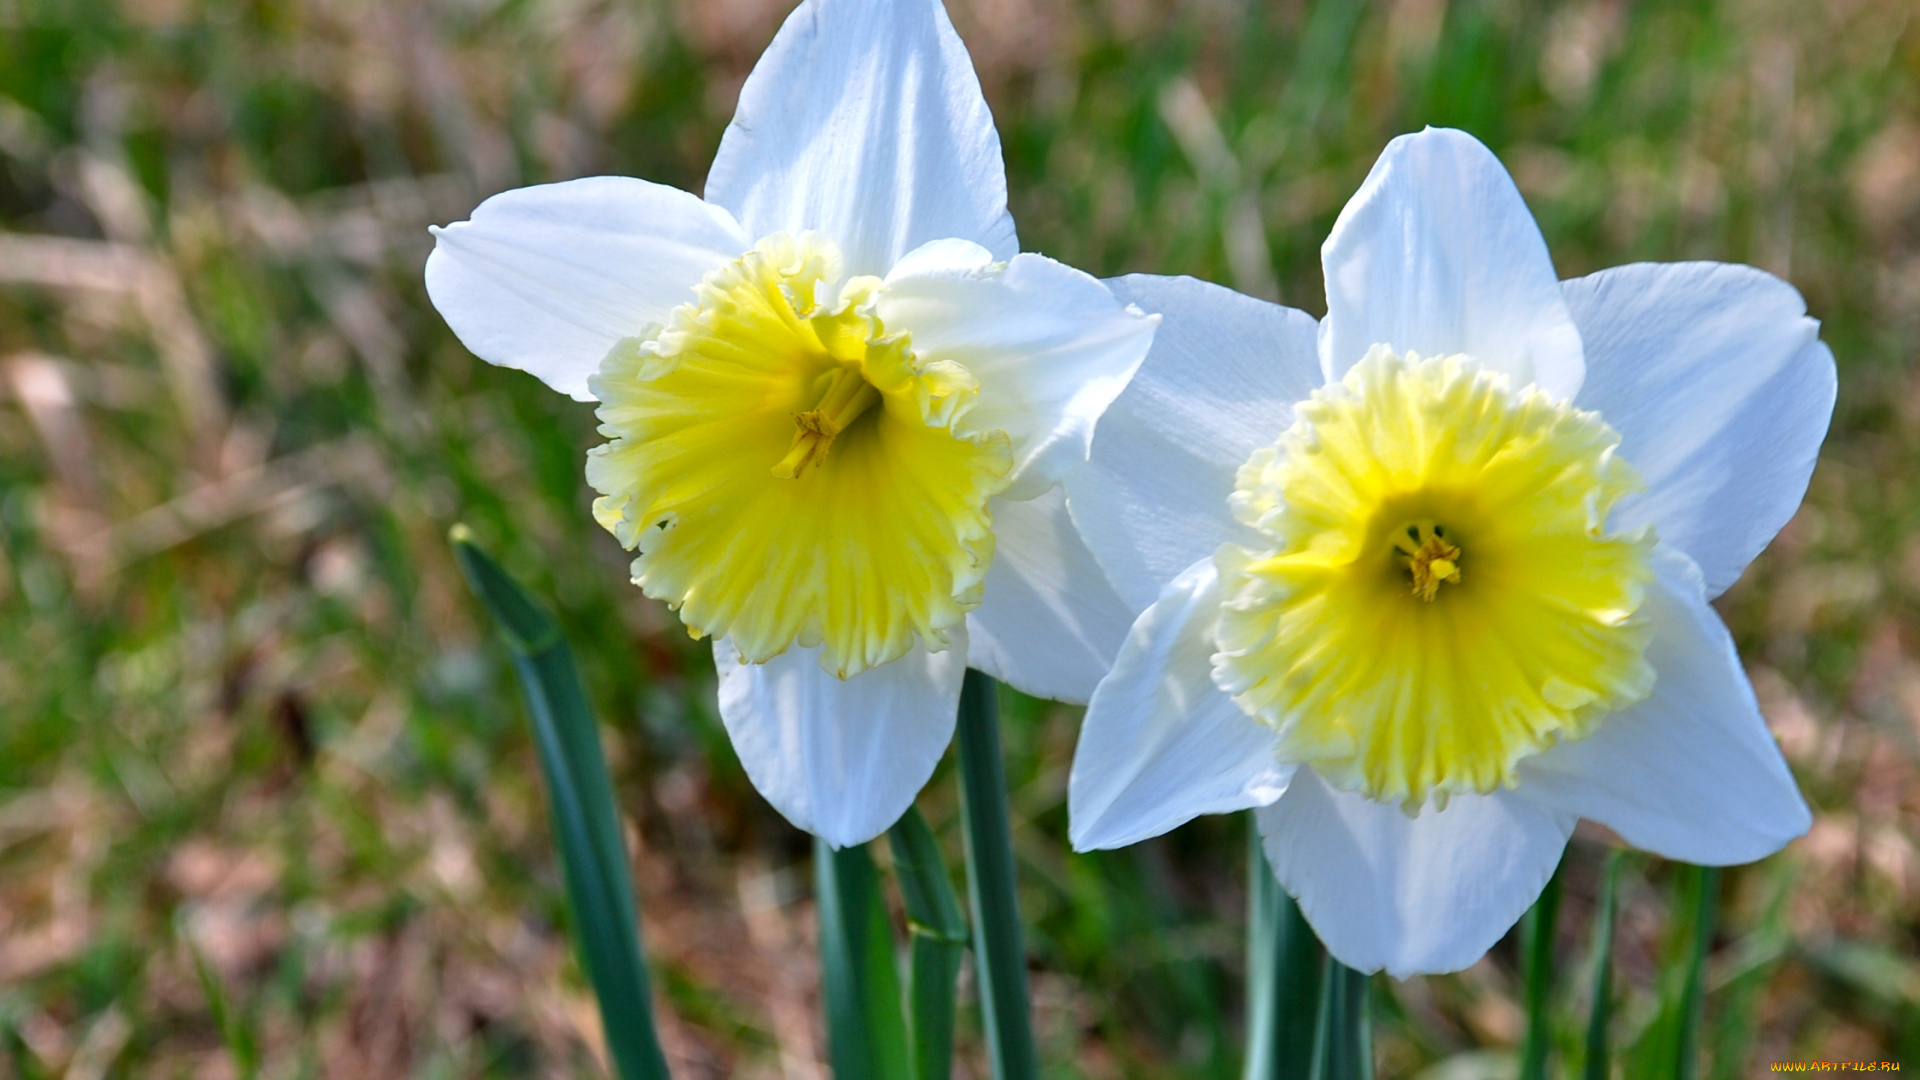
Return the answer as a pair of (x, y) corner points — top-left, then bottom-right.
(1310, 959), (1373, 1080)
(956, 670), (1038, 1080)
(1245, 819), (1324, 1080)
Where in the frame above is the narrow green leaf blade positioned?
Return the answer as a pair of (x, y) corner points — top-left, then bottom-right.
(1583, 850), (1622, 1080)
(1278, 0), (1369, 131)
(1310, 960), (1373, 1080)
(956, 670), (1038, 1080)
(905, 935), (965, 1080)
(1628, 862), (1720, 1080)
(452, 530), (671, 1080)
(816, 837), (911, 1080)
(1244, 819), (1324, 1080)
(450, 523), (560, 652)
(1674, 865), (1720, 1080)
(1519, 854), (1567, 1080)
(890, 807), (967, 943)
(178, 913), (259, 1080)
(1708, 860), (1795, 1080)
(889, 807), (968, 1080)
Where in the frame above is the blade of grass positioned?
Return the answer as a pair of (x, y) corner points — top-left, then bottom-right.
(1675, 865), (1720, 1080)
(1309, 959), (1373, 1080)
(889, 807), (969, 1080)
(1245, 818), (1324, 1080)
(178, 913), (259, 1080)
(1707, 859), (1795, 1080)
(451, 527), (671, 1080)
(1519, 853), (1567, 1080)
(1583, 850), (1622, 1080)
(956, 669), (1037, 1080)
(816, 837), (912, 1080)
(1278, 0), (1369, 132)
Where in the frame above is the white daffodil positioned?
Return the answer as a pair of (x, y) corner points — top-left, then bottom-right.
(1065, 127), (1834, 977)
(425, 0), (1154, 848)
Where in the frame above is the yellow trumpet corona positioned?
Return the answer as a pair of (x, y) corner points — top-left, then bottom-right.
(1213, 347), (1657, 809)
(586, 233), (1013, 677)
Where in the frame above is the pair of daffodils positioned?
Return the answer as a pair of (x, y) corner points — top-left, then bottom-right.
(427, 0), (1834, 977)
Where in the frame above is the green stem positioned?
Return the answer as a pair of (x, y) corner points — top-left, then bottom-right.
(1520, 854), (1567, 1080)
(1244, 819), (1325, 1080)
(955, 670), (1037, 1080)
(1583, 851), (1622, 1080)
(1309, 960), (1373, 1080)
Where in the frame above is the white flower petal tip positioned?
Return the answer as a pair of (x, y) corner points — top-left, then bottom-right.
(1067, 274), (1320, 611)
(1320, 126), (1583, 402)
(1258, 770), (1575, 978)
(965, 487), (1136, 705)
(1566, 261), (1837, 597)
(714, 635), (967, 848)
(1515, 547), (1812, 865)
(704, 0), (1017, 276)
(877, 245), (1160, 500)
(1068, 560), (1291, 852)
(424, 177), (750, 401)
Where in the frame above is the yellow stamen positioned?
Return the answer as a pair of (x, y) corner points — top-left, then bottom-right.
(1394, 522), (1463, 601)
(772, 366), (882, 478)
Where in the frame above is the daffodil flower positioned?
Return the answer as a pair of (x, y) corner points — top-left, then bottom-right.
(425, 0), (1155, 847)
(1065, 127), (1834, 977)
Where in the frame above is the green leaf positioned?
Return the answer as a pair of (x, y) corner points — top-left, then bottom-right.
(1519, 853), (1567, 1080)
(1582, 850), (1623, 1080)
(816, 838), (912, 1080)
(1800, 939), (1920, 1010)
(451, 528), (672, 1080)
(178, 913), (259, 1080)
(1630, 863), (1719, 1080)
(1675, 865), (1720, 1080)
(1278, 0), (1369, 131)
(1244, 819), (1324, 1080)
(955, 670), (1038, 1080)
(1310, 959), (1373, 1080)
(1707, 859), (1794, 1080)
(888, 807), (968, 1080)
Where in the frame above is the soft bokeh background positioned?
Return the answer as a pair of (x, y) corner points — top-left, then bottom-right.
(1, 0), (1916, 1075)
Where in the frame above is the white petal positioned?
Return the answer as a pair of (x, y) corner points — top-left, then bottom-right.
(703, 0), (1017, 276)
(425, 177), (749, 401)
(1069, 559), (1292, 851)
(1515, 546), (1811, 864)
(1065, 274), (1318, 612)
(1258, 769), (1575, 979)
(1319, 127), (1583, 401)
(876, 242), (1158, 499)
(965, 486), (1136, 706)
(714, 633), (966, 848)
(1564, 262), (1837, 596)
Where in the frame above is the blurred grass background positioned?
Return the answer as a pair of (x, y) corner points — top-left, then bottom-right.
(0, 0), (1916, 1075)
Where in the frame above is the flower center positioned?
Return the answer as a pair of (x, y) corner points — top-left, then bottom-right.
(772, 365), (882, 479)
(585, 232), (1013, 677)
(1213, 347), (1657, 809)
(1396, 520), (1461, 601)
